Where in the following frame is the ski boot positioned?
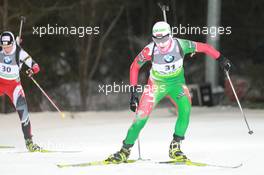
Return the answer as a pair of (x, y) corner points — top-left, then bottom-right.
(106, 144), (132, 163)
(25, 138), (43, 152)
(169, 139), (188, 161)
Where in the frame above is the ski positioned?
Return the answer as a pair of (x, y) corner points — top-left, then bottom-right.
(38, 149), (81, 153)
(158, 160), (243, 169)
(4, 149), (81, 154)
(57, 159), (138, 168)
(57, 158), (242, 169)
(0, 145), (15, 149)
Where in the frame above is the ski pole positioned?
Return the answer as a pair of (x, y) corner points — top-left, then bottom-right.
(30, 77), (65, 118)
(16, 16), (65, 118)
(137, 137), (142, 160)
(17, 16), (26, 46)
(225, 70), (253, 135)
(135, 102), (142, 160)
(158, 2), (169, 22)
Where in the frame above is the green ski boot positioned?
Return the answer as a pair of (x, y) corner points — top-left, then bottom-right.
(106, 145), (132, 163)
(25, 138), (43, 152)
(169, 139), (188, 161)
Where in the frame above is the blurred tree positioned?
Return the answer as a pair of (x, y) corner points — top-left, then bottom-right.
(61, 0), (125, 110)
(0, 0), (263, 111)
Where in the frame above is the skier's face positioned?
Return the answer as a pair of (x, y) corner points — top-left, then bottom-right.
(2, 44), (13, 54)
(152, 34), (171, 49)
(157, 39), (171, 48)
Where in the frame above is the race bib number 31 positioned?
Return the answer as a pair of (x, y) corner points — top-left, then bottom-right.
(152, 59), (183, 74)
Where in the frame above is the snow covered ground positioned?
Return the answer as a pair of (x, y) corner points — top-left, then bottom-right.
(0, 106), (263, 175)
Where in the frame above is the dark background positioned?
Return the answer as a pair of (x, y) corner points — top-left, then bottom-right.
(0, 0), (263, 112)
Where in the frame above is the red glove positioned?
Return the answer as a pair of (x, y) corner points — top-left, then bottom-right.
(32, 64), (40, 74)
(26, 64), (40, 77)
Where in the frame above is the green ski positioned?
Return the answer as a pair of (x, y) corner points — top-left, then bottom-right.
(57, 158), (242, 169)
(158, 160), (243, 169)
(57, 159), (138, 168)
(0, 145), (15, 149)
(37, 149), (81, 153)
(5, 149), (81, 154)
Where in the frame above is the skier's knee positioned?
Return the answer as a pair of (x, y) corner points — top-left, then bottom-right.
(136, 109), (149, 118)
(133, 117), (148, 129)
(136, 103), (153, 118)
(22, 117), (30, 127)
(16, 96), (29, 124)
(16, 95), (27, 110)
(182, 85), (192, 105)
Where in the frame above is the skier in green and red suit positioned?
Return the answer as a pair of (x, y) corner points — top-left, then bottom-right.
(106, 21), (231, 163)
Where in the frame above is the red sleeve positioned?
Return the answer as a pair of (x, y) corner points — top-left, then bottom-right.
(130, 57), (141, 86)
(195, 42), (220, 59)
(130, 46), (152, 86)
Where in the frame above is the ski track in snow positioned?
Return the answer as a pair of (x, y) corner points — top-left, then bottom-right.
(0, 106), (263, 175)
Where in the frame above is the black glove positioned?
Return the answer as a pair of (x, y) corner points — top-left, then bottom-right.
(129, 86), (139, 112)
(218, 54), (232, 72)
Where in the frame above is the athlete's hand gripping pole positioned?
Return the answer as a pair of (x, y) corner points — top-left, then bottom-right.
(30, 77), (65, 118)
(130, 86), (139, 112)
(225, 70), (253, 135)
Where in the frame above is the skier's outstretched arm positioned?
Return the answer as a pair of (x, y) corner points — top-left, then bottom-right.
(177, 38), (231, 72)
(195, 42), (220, 59)
(195, 42), (231, 71)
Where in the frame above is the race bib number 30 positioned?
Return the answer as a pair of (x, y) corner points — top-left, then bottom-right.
(0, 63), (19, 79)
